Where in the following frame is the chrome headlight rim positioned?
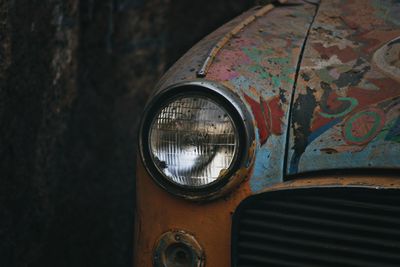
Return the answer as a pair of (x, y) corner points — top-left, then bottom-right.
(139, 80), (254, 200)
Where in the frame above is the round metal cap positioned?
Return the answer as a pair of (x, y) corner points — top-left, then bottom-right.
(153, 230), (205, 267)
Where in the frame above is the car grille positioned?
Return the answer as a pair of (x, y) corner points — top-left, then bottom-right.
(232, 188), (400, 267)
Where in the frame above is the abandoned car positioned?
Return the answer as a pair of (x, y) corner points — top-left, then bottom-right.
(134, 0), (400, 266)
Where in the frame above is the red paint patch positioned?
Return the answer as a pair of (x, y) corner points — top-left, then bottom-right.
(313, 43), (358, 63)
(262, 96), (284, 135)
(244, 92), (284, 145)
(357, 30), (400, 54)
(352, 115), (377, 138)
(348, 79), (400, 111)
(244, 93), (269, 144)
(311, 92), (344, 131)
(326, 92), (345, 110)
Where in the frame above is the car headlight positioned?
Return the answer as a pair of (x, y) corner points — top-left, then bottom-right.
(139, 81), (254, 200)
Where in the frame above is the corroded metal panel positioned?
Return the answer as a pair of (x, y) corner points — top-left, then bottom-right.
(287, 0), (400, 174)
(155, 7), (271, 92)
(206, 1), (316, 191)
(134, 2), (316, 266)
(155, 1), (316, 191)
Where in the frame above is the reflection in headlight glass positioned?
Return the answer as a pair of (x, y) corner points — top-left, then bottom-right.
(149, 96), (238, 187)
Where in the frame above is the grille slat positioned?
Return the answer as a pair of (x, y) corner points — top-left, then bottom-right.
(239, 229), (400, 262)
(238, 240), (400, 267)
(241, 217), (400, 250)
(238, 253), (321, 267)
(245, 207), (400, 240)
(232, 188), (400, 267)
(262, 199), (400, 226)
(302, 196), (400, 212)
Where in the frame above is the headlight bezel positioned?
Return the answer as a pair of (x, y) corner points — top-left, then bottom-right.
(139, 81), (254, 200)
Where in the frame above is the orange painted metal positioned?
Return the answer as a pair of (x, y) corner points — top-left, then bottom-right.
(134, 157), (400, 266)
(134, 159), (253, 266)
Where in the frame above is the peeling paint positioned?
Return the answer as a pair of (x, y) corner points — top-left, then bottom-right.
(287, 0), (400, 175)
(206, 2), (317, 191)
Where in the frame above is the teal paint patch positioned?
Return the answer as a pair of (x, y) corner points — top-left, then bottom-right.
(249, 65), (269, 79)
(272, 75), (281, 88)
(269, 57), (290, 65)
(243, 47), (274, 64)
(249, 135), (285, 192)
(250, 148), (272, 192)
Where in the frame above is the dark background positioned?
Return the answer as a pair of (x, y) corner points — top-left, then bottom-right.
(0, 1), (260, 266)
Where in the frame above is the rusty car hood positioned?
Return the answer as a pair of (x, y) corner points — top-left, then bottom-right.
(156, 1), (317, 193)
(287, 0), (400, 175)
(154, 0), (399, 194)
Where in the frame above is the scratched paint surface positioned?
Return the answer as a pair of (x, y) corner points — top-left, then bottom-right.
(206, 1), (316, 191)
(287, 0), (400, 174)
(155, 7), (266, 92)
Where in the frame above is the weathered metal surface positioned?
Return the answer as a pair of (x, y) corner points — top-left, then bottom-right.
(134, 158), (400, 266)
(287, 0), (400, 175)
(206, 0), (316, 191)
(154, 1), (317, 191)
(196, 4), (274, 77)
(153, 230), (205, 267)
(155, 6), (272, 92)
(134, 159), (254, 267)
(134, 2), (317, 266)
(258, 175), (400, 193)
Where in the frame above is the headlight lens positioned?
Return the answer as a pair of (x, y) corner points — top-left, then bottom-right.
(149, 95), (238, 187)
(140, 82), (254, 200)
